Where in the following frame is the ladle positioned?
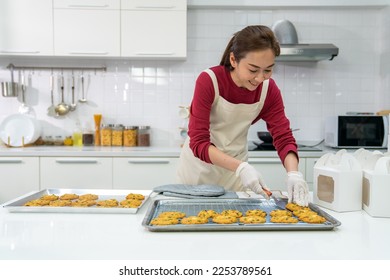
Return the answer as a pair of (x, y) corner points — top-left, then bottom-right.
(55, 75), (70, 116)
(18, 71), (33, 115)
(47, 72), (58, 117)
(69, 74), (77, 111)
(78, 73), (87, 103)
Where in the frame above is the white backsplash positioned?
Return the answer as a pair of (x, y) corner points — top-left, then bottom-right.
(0, 7), (389, 147)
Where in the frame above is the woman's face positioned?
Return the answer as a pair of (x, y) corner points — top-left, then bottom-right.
(229, 48), (275, 91)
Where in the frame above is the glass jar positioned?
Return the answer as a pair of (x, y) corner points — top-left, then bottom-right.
(112, 124), (123, 146)
(123, 126), (137, 147)
(100, 124), (113, 146)
(137, 126), (150, 147)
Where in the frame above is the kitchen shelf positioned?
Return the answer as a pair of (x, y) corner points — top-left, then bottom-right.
(6, 63), (107, 72)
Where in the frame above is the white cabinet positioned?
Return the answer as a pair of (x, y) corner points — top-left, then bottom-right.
(0, 0), (53, 56)
(248, 157), (306, 191)
(121, 0), (187, 58)
(40, 157), (113, 189)
(113, 157), (179, 189)
(53, 0), (120, 56)
(0, 157), (40, 204)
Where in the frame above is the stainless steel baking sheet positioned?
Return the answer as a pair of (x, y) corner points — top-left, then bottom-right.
(3, 189), (151, 214)
(142, 198), (341, 231)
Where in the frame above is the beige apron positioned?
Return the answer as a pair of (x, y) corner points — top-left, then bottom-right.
(177, 69), (269, 191)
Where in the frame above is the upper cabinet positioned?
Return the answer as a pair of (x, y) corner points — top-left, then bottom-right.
(0, 0), (53, 56)
(121, 0), (187, 59)
(53, 0), (120, 57)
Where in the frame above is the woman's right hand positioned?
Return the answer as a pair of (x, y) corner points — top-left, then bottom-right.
(235, 162), (270, 198)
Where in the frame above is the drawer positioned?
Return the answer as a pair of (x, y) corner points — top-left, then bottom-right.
(121, 0), (186, 10)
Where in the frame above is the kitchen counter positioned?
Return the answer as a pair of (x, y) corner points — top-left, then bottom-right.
(1, 192), (390, 260)
(0, 145), (328, 158)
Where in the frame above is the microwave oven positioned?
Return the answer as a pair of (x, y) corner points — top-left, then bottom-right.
(324, 115), (389, 148)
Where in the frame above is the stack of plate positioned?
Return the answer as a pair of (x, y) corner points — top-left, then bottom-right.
(0, 114), (41, 147)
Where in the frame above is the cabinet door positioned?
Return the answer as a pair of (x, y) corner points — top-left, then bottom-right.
(0, 0), (53, 56)
(53, 0), (120, 9)
(0, 157), (40, 204)
(121, 0), (186, 58)
(40, 157), (113, 189)
(248, 158), (306, 191)
(113, 157), (179, 189)
(53, 9), (120, 56)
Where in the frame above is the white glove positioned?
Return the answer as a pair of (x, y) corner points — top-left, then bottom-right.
(287, 171), (309, 206)
(235, 162), (270, 199)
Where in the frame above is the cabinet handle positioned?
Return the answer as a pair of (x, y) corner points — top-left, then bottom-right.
(127, 159), (170, 164)
(248, 158), (281, 164)
(68, 4), (109, 8)
(0, 159), (23, 164)
(135, 52), (175, 56)
(135, 6), (176, 9)
(0, 50), (40, 54)
(55, 159), (99, 164)
(68, 52), (109, 55)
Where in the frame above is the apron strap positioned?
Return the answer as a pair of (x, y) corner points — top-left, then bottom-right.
(204, 69), (220, 105)
(259, 79), (269, 104)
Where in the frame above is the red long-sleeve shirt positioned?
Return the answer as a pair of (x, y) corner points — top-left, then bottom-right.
(188, 65), (297, 164)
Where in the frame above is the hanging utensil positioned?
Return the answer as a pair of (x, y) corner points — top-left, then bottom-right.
(69, 73), (77, 111)
(78, 73), (87, 103)
(18, 71), (32, 115)
(47, 72), (58, 117)
(55, 74), (70, 116)
(1, 64), (19, 97)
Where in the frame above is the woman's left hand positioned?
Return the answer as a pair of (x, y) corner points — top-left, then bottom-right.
(286, 171), (309, 206)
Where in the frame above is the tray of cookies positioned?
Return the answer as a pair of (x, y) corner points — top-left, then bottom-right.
(2, 189), (151, 214)
(142, 198), (341, 231)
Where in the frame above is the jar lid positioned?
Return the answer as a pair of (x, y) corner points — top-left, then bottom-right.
(124, 126), (138, 130)
(138, 126), (150, 130)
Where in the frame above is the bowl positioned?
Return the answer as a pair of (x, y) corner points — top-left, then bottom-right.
(257, 131), (273, 143)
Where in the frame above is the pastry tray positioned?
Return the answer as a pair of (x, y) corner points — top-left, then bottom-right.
(142, 198), (341, 231)
(2, 189), (151, 214)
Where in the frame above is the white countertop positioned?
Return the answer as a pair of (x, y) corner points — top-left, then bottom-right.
(1, 192), (390, 260)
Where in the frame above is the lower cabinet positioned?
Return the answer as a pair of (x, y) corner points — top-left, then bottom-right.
(0, 157), (40, 204)
(113, 157), (179, 190)
(248, 157), (306, 191)
(40, 157), (113, 189)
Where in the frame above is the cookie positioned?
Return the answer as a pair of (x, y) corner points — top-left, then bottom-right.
(270, 216), (298, 224)
(71, 200), (97, 207)
(78, 194), (99, 201)
(245, 209), (267, 217)
(24, 199), (50, 206)
(299, 215), (327, 224)
(239, 216), (266, 224)
(96, 199), (119, 208)
(285, 203), (309, 212)
(181, 216), (208, 224)
(270, 210), (292, 217)
(59, 193), (79, 200)
(220, 210), (243, 218)
(120, 199), (142, 208)
(197, 210), (218, 219)
(212, 215), (237, 224)
(49, 200), (72, 207)
(150, 218), (179, 226)
(126, 193), (145, 200)
(40, 194), (59, 201)
(158, 211), (186, 219)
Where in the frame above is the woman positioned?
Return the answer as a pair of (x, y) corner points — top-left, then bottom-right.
(177, 25), (309, 206)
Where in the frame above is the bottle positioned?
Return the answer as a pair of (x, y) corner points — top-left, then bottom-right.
(94, 114), (102, 146)
(137, 126), (150, 147)
(82, 122), (94, 146)
(73, 121), (83, 147)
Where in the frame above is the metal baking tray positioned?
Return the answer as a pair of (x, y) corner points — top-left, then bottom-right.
(2, 189), (151, 214)
(142, 198), (341, 231)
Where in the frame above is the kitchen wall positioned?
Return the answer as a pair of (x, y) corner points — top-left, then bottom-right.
(0, 6), (388, 147)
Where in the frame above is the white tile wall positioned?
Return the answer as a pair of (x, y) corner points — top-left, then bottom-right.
(0, 7), (389, 147)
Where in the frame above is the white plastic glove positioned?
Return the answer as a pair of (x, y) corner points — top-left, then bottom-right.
(287, 171), (309, 206)
(235, 162), (270, 199)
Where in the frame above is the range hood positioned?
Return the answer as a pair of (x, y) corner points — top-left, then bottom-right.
(272, 20), (339, 62)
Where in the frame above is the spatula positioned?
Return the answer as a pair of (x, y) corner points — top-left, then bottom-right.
(262, 188), (287, 209)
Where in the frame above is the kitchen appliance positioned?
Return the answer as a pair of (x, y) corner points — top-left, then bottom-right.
(272, 20), (339, 62)
(324, 115), (389, 148)
(313, 150), (363, 212)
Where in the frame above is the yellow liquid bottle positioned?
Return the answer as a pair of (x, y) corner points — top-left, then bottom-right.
(73, 121), (83, 146)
